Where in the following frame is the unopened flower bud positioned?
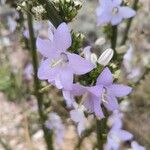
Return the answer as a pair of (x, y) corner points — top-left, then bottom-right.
(21, 1), (26, 7)
(16, 6), (21, 11)
(98, 48), (114, 66)
(116, 45), (128, 54)
(95, 37), (106, 46)
(90, 53), (98, 65)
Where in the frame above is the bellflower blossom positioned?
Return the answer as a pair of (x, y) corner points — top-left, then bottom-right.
(63, 67), (131, 118)
(104, 123), (133, 150)
(45, 112), (65, 145)
(96, 0), (136, 25)
(37, 22), (94, 90)
(63, 83), (104, 118)
(104, 111), (133, 150)
(96, 67), (132, 112)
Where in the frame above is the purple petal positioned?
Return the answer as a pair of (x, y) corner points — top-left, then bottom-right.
(53, 22), (72, 52)
(70, 109), (84, 123)
(93, 96), (105, 119)
(83, 46), (92, 61)
(111, 13), (123, 25)
(83, 94), (94, 113)
(23, 29), (29, 39)
(38, 58), (59, 81)
(62, 90), (74, 107)
(117, 130), (133, 141)
(68, 53), (94, 75)
(96, 6), (112, 25)
(36, 37), (57, 57)
(99, 0), (113, 9)
(60, 68), (73, 90)
(77, 122), (85, 136)
(72, 84), (86, 96)
(96, 67), (113, 86)
(103, 95), (119, 111)
(112, 0), (122, 6)
(86, 85), (103, 97)
(120, 7), (136, 19)
(55, 74), (63, 89)
(108, 84), (132, 97)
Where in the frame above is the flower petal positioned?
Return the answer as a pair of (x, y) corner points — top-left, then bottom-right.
(53, 22), (72, 52)
(103, 95), (119, 111)
(108, 84), (132, 97)
(117, 130), (133, 141)
(36, 37), (57, 57)
(111, 13), (123, 25)
(86, 85), (103, 97)
(62, 90), (74, 107)
(72, 84), (86, 96)
(112, 0), (122, 6)
(83, 94), (94, 113)
(96, 7), (111, 25)
(55, 74), (63, 89)
(96, 67), (113, 86)
(77, 122), (85, 136)
(68, 53), (94, 75)
(38, 58), (59, 81)
(93, 95), (105, 119)
(70, 109), (84, 123)
(60, 68), (73, 90)
(120, 7), (136, 19)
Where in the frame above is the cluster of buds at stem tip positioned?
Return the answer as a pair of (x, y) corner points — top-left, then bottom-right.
(32, 5), (46, 20)
(98, 48), (114, 66)
(53, 0), (82, 22)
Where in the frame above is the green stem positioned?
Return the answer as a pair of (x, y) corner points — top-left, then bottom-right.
(96, 119), (104, 150)
(27, 4), (53, 150)
(120, 0), (139, 45)
(111, 25), (118, 60)
(38, 0), (63, 28)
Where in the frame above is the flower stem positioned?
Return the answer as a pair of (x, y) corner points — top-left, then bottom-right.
(27, 4), (53, 150)
(120, 0), (139, 45)
(111, 25), (118, 60)
(96, 119), (104, 150)
(38, 0), (63, 28)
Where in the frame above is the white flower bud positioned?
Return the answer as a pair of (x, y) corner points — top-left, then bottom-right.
(95, 37), (106, 46)
(21, 2), (26, 7)
(16, 6), (21, 11)
(98, 48), (114, 66)
(90, 53), (98, 65)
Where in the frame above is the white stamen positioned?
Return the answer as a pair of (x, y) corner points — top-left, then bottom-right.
(51, 58), (64, 68)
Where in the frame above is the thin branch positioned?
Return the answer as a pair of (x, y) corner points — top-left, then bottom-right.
(27, 4), (54, 150)
(120, 0), (139, 45)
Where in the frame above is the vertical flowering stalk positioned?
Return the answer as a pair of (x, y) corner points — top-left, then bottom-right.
(27, 4), (54, 150)
(111, 25), (118, 59)
(96, 119), (105, 150)
(121, 0), (139, 45)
